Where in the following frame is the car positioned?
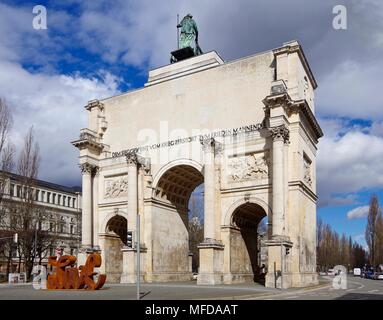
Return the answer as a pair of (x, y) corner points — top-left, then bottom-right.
(373, 272), (383, 280)
(363, 270), (375, 279)
(327, 269), (336, 276)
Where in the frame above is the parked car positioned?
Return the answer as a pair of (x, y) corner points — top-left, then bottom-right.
(327, 269), (336, 276)
(353, 268), (361, 277)
(362, 269), (375, 279)
(373, 272), (383, 280)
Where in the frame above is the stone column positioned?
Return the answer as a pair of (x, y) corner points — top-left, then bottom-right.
(80, 163), (95, 249)
(202, 138), (215, 241)
(198, 138), (224, 285)
(121, 152), (139, 283)
(270, 125), (289, 238)
(126, 153), (138, 234)
(93, 167), (100, 250)
(266, 125), (292, 288)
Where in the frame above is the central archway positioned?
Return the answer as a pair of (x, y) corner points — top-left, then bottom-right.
(151, 163), (204, 281)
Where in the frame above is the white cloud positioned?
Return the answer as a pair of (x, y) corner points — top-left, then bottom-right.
(316, 60), (383, 120)
(0, 61), (119, 186)
(317, 118), (383, 206)
(347, 206), (369, 219)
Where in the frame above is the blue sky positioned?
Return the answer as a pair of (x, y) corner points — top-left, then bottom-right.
(0, 0), (382, 247)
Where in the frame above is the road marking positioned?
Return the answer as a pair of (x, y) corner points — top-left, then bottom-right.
(346, 289), (355, 291)
(285, 295), (299, 299)
(367, 289), (379, 293)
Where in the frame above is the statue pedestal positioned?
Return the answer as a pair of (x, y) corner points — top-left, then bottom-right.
(171, 47), (195, 62)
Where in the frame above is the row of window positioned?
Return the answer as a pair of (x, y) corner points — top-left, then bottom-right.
(10, 184), (77, 208)
(48, 222), (77, 234)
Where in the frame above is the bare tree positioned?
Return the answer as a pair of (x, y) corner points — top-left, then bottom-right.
(365, 195), (381, 266)
(316, 218), (367, 271)
(0, 99), (15, 278)
(188, 194), (204, 273)
(10, 127), (45, 279)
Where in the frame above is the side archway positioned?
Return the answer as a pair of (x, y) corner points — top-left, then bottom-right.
(99, 210), (128, 283)
(223, 198), (269, 284)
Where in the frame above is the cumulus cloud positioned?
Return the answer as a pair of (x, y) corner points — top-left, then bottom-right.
(317, 118), (383, 207)
(347, 206), (369, 219)
(0, 61), (120, 186)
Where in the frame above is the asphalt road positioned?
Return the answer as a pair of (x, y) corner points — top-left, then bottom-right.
(0, 280), (278, 300)
(0, 276), (381, 300)
(249, 276), (383, 300)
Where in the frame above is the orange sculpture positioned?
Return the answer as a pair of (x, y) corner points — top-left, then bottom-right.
(47, 253), (106, 290)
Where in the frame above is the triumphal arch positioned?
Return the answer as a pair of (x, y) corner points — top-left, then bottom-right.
(72, 40), (323, 288)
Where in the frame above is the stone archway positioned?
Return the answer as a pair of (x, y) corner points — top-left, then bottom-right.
(100, 214), (127, 283)
(224, 202), (267, 284)
(150, 164), (204, 281)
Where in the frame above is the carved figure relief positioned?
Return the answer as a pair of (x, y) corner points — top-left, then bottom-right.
(228, 153), (269, 181)
(303, 157), (312, 186)
(105, 177), (128, 198)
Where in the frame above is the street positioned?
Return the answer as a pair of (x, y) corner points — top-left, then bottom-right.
(249, 276), (383, 300)
(0, 276), (381, 300)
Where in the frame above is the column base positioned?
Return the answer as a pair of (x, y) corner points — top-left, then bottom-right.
(265, 236), (293, 289)
(197, 239), (224, 285)
(120, 245), (147, 284)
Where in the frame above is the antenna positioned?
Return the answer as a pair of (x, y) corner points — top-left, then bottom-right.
(177, 14), (180, 49)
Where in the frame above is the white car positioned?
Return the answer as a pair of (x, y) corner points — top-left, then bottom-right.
(353, 268), (361, 276)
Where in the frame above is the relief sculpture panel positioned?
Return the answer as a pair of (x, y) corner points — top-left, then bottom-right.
(104, 176), (128, 198)
(228, 152), (270, 182)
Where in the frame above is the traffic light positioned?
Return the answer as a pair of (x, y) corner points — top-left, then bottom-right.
(127, 231), (133, 248)
(285, 247), (290, 255)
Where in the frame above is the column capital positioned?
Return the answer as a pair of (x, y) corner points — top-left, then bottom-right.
(269, 125), (290, 143)
(79, 163), (97, 175)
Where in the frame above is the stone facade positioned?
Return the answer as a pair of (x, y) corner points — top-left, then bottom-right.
(72, 40), (323, 288)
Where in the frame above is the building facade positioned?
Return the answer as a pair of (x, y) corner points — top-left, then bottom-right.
(0, 172), (82, 277)
(73, 40), (323, 288)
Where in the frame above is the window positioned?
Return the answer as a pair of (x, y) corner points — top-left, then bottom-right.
(10, 184), (14, 196)
(63, 196), (66, 206)
(52, 193), (56, 204)
(70, 225), (74, 234)
(72, 198), (76, 208)
(59, 224), (65, 233)
(49, 247), (54, 256)
(47, 192), (51, 203)
(17, 186), (21, 198)
(70, 248), (74, 255)
(49, 222), (54, 232)
(35, 189), (40, 201)
(41, 191), (45, 202)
